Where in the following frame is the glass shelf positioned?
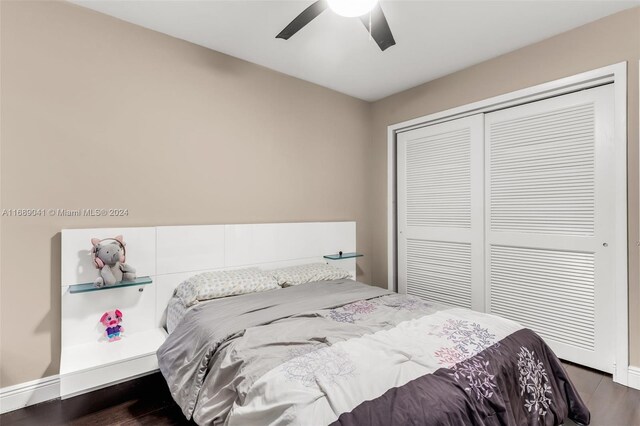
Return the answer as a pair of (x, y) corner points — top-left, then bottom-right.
(323, 252), (363, 260)
(69, 276), (153, 294)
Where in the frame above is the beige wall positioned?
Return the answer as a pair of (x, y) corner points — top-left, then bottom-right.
(370, 8), (640, 363)
(0, 1), (373, 387)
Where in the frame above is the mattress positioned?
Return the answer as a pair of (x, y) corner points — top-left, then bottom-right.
(158, 279), (590, 426)
(166, 295), (192, 334)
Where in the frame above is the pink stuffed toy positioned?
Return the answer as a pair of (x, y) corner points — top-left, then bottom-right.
(100, 309), (124, 342)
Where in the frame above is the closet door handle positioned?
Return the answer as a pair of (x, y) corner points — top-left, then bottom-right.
(602, 242), (608, 247)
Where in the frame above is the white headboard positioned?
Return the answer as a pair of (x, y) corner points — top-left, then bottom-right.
(61, 221), (357, 347)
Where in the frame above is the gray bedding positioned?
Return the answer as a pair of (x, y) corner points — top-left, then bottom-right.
(158, 279), (389, 421)
(157, 279), (589, 426)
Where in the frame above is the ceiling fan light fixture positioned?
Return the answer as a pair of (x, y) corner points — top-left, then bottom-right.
(327, 0), (379, 17)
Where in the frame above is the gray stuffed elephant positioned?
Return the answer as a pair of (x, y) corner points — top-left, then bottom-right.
(91, 235), (136, 287)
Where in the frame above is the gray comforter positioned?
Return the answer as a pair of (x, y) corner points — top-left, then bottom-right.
(157, 279), (589, 426)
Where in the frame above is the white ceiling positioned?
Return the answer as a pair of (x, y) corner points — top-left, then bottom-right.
(72, 0), (639, 101)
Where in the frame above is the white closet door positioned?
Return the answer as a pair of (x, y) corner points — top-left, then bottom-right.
(398, 115), (484, 310)
(485, 84), (615, 372)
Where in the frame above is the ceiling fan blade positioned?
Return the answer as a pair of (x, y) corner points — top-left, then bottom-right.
(360, 3), (396, 51)
(276, 0), (328, 40)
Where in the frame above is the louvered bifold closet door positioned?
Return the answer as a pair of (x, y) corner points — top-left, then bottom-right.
(398, 115), (484, 311)
(485, 85), (615, 373)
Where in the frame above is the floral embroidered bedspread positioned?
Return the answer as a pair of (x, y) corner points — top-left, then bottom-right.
(157, 280), (589, 426)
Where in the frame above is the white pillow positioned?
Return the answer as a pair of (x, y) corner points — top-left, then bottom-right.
(271, 263), (352, 287)
(175, 268), (279, 307)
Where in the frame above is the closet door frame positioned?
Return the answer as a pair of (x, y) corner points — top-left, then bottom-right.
(387, 62), (629, 386)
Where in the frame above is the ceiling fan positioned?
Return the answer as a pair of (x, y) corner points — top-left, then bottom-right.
(276, 0), (396, 51)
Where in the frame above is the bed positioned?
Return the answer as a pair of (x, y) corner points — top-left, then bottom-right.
(158, 278), (590, 426)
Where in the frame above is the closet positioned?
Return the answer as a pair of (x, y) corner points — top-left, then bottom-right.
(397, 84), (615, 372)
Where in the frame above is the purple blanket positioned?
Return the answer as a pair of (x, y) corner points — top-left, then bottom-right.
(333, 328), (589, 426)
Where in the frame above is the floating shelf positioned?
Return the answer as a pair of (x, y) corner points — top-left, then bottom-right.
(60, 327), (168, 398)
(69, 276), (153, 294)
(60, 327), (167, 375)
(323, 252), (363, 260)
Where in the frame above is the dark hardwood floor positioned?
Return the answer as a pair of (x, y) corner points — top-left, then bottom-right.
(2, 361), (639, 425)
(0, 373), (193, 426)
(561, 361), (640, 426)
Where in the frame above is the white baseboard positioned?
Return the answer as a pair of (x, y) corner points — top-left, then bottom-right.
(628, 366), (640, 390)
(0, 367), (158, 415)
(0, 375), (60, 414)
